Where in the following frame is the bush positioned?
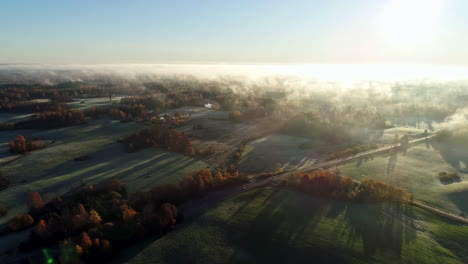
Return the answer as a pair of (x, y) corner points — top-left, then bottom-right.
(229, 111), (242, 122)
(438, 171), (461, 184)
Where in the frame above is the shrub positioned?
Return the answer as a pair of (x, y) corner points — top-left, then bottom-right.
(438, 171), (461, 184)
(229, 111), (242, 122)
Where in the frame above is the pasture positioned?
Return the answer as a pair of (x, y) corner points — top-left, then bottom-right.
(337, 143), (468, 215)
(0, 118), (208, 225)
(238, 134), (320, 174)
(125, 187), (466, 264)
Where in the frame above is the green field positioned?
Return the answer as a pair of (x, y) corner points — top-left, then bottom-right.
(238, 134), (320, 174)
(0, 119), (208, 225)
(67, 97), (123, 110)
(336, 143), (468, 214)
(125, 187), (467, 264)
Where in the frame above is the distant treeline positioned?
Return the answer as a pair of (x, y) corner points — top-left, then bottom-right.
(0, 82), (123, 113)
(85, 105), (148, 120)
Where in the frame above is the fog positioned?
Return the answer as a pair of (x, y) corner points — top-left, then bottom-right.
(2, 64), (468, 85)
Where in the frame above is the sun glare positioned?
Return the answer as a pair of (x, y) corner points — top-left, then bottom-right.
(377, 0), (444, 48)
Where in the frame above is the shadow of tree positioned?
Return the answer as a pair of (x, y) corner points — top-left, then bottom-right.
(344, 202), (416, 257)
(225, 190), (350, 263)
(387, 151), (398, 175)
(447, 191), (468, 214)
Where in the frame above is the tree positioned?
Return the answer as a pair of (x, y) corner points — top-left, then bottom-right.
(34, 219), (48, 237)
(9, 214), (34, 231)
(159, 203), (177, 229)
(89, 209), (102, 225)
(9, 135), (27, 153)
(59, 239), (81, 264)
(229, 110), (242, 122)
(80, 232), (92, 250)
(121, 204), (137, 221)
(27, 191), (44, 214)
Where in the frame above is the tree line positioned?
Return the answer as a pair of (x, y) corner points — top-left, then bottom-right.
(287, 170), (411, 204)
(123, 125), (195, 155)
(9, 135), (44, 154)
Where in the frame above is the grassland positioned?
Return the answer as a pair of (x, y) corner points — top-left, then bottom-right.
(125, 187), (466, 264)
(238, 134), (320, 174)
(336, 143), (468, 215)
(67, 96), (123, 110)
(0, 118), (208, 225)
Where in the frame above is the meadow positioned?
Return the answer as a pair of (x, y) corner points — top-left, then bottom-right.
(337, 143), (468, 215)
(238, 134), (320, 174)
(125, 186), (467, 264)
(0, 118), (208, 225)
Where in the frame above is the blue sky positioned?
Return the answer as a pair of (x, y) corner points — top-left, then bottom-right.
(1, 0), (467, 64)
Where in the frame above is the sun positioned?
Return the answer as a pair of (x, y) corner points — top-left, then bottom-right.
(377, 0), (444, 47)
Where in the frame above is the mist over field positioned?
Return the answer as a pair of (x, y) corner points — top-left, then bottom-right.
(4, 0), (468, 263)
(2, 63), (468, 83)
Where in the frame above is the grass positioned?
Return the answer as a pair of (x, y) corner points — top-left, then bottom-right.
(125, 187), (465, 264)
(0, 118), (208, 225)
(238, 134), (319, 174)
(336, 143), (468, 215)
(67, 96), (123, 110)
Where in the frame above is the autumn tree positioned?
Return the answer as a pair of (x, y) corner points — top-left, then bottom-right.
(80, 232), (93, 251)
(27, 191), (44, 215)
(89, 209), (102, 225)
(9, 135), (27, 154)
(9, 214), (34, 231)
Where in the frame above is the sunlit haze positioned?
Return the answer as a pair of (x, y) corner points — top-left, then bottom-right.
(2, 0), (467, 64)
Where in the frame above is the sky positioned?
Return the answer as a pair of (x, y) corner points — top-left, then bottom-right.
(1, 0), (468, 65)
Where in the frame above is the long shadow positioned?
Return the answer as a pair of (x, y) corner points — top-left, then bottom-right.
(387, 151), (398, 175)
(20, 143), (200, 201)
(447, 191), (468, 215)
(225, 190), (349, 263)
(344, 202), (416, 257)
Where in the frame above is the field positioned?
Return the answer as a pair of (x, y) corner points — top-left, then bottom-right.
(124, 187), (467, 264)
(0, 118), (208, 226)
(67, 96), (124, 110)
(238, 134), (321, 174)
(336, 143), (468, 215)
